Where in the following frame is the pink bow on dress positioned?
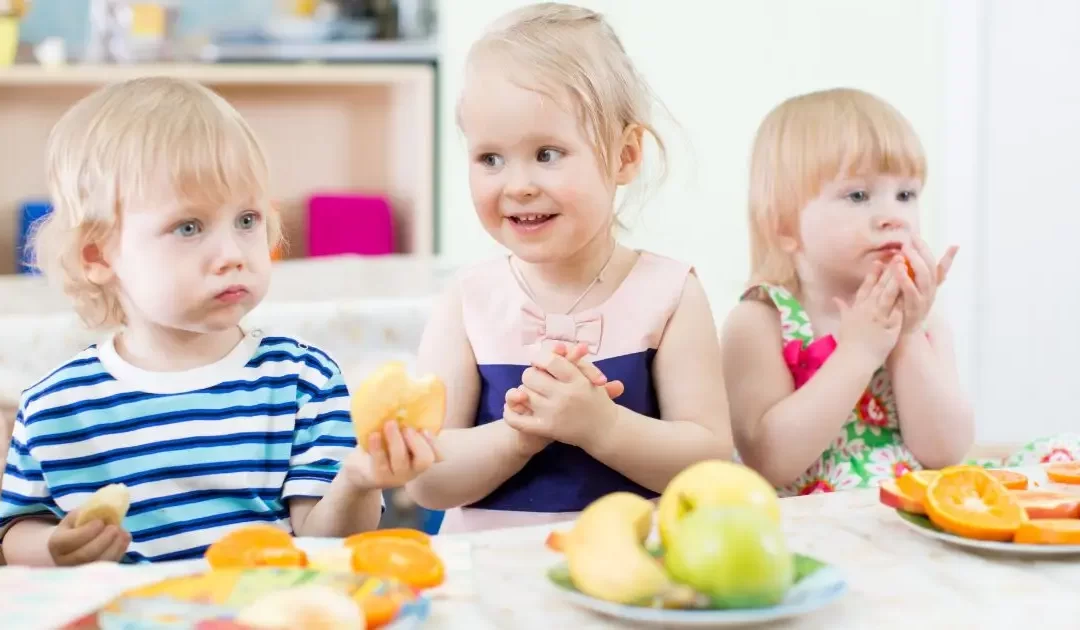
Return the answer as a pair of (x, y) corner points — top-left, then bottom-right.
(783, 335), (837, 389)
(520, 303), (603, 355)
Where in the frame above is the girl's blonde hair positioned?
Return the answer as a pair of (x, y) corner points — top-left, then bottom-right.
(31, 76), (281, 329)
(747, 88), (926, 291)
(463, 2), (669, 203)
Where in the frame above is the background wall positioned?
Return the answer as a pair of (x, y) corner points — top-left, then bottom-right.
(436, 0), (946, 321)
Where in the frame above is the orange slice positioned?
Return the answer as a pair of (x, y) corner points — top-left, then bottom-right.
(350, 362), (446, 451)
(351, 537), (445, 590)
(1047, 462), (1080, 484)
(896, 470), (938, 505)
(879, 479), (926, 514)
(988, 469), (1028, 490)
(1014, 519), (1080, 545)
(345, 528), (431, 548)
(924, 467), (1026, 541)
(545, 530), (567, 552)
(1011, 490), (1080, 519)
(205, 524), (306, 569)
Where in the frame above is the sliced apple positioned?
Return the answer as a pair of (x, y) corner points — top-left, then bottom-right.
(879, 479), (925, 514)
(1010, 490), (1080, 520)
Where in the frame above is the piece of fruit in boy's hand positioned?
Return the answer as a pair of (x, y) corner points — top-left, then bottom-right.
(350, 362), (446, 451)
(74, 483), (131, 528)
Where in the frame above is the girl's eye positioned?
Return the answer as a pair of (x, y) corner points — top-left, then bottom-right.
(479, 153), (504, 168)
(897, 190), (917, 202)
(537, 148), (564, 163)
(236, 211), (260, 230)
(846, 190), (869, 203)
(173, 221), (201, 237)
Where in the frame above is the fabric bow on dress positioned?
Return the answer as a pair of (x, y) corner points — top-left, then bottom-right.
(520, 303), (603, 355)
(783, 335), (837, 389)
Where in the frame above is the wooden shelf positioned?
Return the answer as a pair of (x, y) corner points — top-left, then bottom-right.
(0, 62), (436, 274)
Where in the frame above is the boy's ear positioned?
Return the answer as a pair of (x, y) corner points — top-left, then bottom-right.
(613, 124), (645, 186)
(83, 242), (115, 286)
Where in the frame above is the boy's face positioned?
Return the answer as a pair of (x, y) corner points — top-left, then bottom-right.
(101, 194), (272, 334)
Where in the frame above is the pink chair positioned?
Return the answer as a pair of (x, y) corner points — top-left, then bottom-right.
(307, 194), (395, 257)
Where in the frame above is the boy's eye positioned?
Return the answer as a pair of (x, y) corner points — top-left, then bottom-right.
(537, 148), (564, 163)
(897, 190), (917, 202)
(479, 153), (504, 168)
(236, 211), (260, 230)
(846, 190), (869, 203)
(173, 221), (201, 237)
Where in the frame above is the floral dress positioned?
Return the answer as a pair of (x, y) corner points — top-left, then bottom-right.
(744, 285), (922, 497)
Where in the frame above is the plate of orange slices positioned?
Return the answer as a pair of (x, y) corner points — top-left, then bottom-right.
(881, 465), (1080, 556)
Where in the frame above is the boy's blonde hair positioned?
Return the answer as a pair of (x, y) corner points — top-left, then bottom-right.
(747, 88), (926, 291)
(463, 2), (668, 199)
(31, 76), (280, 329)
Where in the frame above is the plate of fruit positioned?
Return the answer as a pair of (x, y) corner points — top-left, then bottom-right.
(881, 464), (1080, 555)
(64, 525), (444, 629)
(544, 461), (848, 627)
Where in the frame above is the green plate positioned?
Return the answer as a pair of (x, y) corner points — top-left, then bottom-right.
(895, 509), (1080, 556)
(547, 553), (847, 627)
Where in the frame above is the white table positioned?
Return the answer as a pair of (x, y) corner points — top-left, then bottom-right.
(5, 466), (1080, 629)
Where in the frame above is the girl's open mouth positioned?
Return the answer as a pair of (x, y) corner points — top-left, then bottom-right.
(508, 214), (556, 227)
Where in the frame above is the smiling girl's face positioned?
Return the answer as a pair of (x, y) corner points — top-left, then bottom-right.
(457, 61), (626, 266)
(792, 173), (923, 289)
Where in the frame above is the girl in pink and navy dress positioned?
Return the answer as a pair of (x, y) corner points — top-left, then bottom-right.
(720, 88), (975, 496)
(405, 3), (732, 533)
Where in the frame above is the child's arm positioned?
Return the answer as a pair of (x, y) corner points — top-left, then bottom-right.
(721, 301), (879, 486)
(887, 313), (974, 468)
(404, 283), (544, 510)
(507, 275), (733, 492)
(284, 354), (384, 537)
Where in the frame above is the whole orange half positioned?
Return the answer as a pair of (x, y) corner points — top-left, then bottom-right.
(924, 467), (1026, 541)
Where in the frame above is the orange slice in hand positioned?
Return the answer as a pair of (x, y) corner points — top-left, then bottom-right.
(879, 479), (926, 514)
(1014, 519), (1080, 545)
(351, 537), (445, 590)
(896, 470), (939, 505)
(988, 469), (1028, 490)
(924, 467), (1026, 541)
(205, 524), (307, 569)
(345, 528), (431, 548)
(1046, 462), (1080, 485)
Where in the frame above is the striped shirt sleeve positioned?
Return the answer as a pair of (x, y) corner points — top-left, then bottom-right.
(283, 353), (356, 500)
(0, 410), (62, 538)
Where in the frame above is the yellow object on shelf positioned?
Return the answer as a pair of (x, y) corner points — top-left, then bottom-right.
(0, 17), (17, 67)
(130, 3), (167, 37)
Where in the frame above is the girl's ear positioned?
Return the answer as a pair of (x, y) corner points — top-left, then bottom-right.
(778, 234), (800, 254)
(83, 242), (115, 286)
(613, 124), (645, 186)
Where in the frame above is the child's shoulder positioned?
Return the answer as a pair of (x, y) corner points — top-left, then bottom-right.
(246, 331), (344, 380)
(720, 292), (786, 354)
(20, 343), (108, 410)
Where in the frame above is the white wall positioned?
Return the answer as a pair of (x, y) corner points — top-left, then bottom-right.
(945, 0), (1080, 444)
(436, 0), (946, 316)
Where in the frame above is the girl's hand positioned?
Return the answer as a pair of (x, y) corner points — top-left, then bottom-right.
(342, 421), (442, 490)
(834, 261), (903, 367)
(896, 238), (959, 334)
(503, 348), (620, 451)
(49, 511), (131, 566)
(503, 343), (623, 456)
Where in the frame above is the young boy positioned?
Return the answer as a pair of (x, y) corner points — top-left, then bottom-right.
(0, 77), (439, 565)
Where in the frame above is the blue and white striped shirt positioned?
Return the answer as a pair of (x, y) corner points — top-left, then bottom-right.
(0, 330), (360, 563)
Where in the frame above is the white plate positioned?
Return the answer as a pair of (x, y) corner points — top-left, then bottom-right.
(895, 510), (1080, 557)
(548, 559), (848, 627)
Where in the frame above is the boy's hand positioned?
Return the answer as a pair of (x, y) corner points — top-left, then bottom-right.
(342, 421), (442, 490)
(49, 511), (131, 566)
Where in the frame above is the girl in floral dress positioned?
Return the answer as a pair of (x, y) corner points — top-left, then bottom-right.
(720, 88), (975, 496)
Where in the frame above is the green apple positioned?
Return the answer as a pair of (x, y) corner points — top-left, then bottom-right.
(658, 460), (780, 551)
(663, 505), (794, 609)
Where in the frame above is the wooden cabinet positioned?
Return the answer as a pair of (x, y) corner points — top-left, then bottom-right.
(0, 61), (436, 274)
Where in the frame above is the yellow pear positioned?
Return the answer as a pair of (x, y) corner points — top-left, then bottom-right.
(658, 460), (780, 550)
